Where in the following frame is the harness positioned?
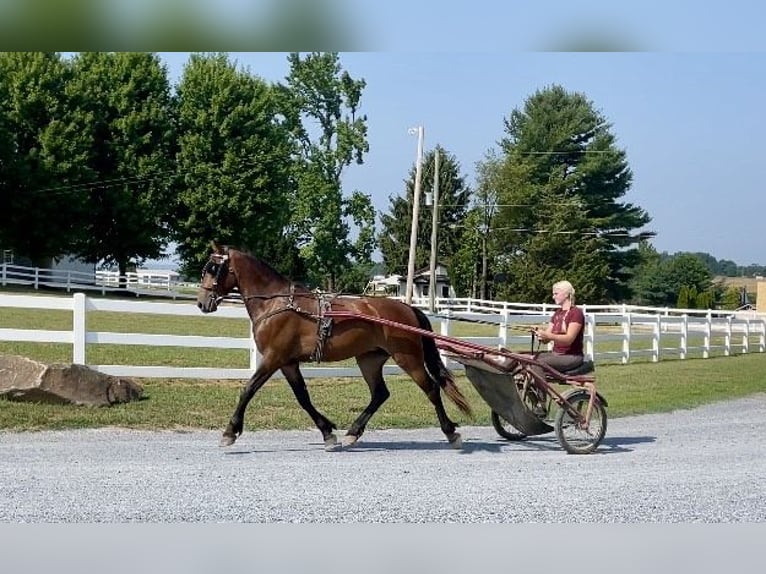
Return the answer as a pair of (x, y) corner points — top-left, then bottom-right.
(243, 285), (338, 363)
(200, 254), (340, 363)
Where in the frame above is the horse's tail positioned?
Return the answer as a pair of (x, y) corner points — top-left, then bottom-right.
(411, 306), (473, 419)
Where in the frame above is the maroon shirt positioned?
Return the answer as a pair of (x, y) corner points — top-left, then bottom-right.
(550, 306), (584, 355)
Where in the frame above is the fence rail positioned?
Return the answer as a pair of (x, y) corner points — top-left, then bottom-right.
(1, 292), (765, 380)
(1, 263), (194, 299)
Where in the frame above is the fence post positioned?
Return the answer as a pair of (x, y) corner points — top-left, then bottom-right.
(498, 310), (509, 349)
(759, 319), (765, 353)
(652, 314), (661, 362)
(680, 314), (688, 360)
(34, 267), (40, 290)
(439, 309), (452, 366)
(72, 292), (87, 365)
(742, 321), (750, 354)
(585, 314), (595, 362)
(1, 262), (5, 286)
(703, 311), (711, 359)
(723, 315), (732, 357)
(248, 318), (260, 371)
(622, 312), (631, 364)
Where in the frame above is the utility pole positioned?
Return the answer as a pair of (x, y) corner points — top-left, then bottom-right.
(405, 126), (424, 305)
(428, 148), (440, 313)
(481, 223), (488, 300)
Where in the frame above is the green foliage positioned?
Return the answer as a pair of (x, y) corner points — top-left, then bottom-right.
(677, 285), (692, 309)
(449, 150), (502, 298)
(493, 85), (651, 303)
(63, 52), (178, 278)
(449, 209), (485, 298)
(379, 146), (471, 285)
(281, 52), (373, 290)
(695, 288), (715, 310)
(172, 53), (296, 279)
(0, 52), (89, 263)
(632, 249), (713, 307)
(720, 285), (743, 310)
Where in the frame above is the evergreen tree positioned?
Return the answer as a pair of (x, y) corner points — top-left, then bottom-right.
(379, 146), (470, 280)
(493, 85), (652, 303)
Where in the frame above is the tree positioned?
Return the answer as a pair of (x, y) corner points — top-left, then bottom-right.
(632, 251), (713, 307)
(64, 52), (177, 282)
(493, 85), (652, 303)
(720, 285), (743, 310)
(449, 208), (489, 298)
(665, 253), (713, 296)
(0, 52), (88, 264)
(172, 53), (296, 279)
(280, 52), (374, 290)
(628, 241), (665, 305)
(379, 146), (471, 282)
(677, 285), (690, 309)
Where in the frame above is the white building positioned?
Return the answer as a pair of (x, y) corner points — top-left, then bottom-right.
(365, 263), (455, 299)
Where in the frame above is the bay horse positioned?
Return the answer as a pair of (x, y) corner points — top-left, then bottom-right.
(196, 242), (473, 450)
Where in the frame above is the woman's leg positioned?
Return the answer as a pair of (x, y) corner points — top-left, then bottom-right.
(537, 353), (583, 375)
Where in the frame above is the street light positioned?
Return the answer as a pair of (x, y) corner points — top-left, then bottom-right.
(405, 126), (424, 305)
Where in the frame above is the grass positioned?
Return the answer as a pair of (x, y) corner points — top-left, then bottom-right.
(2, 293), (766, 431)
(1, 353), (765, 432)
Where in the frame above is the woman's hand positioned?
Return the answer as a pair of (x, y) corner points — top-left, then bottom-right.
(533, 326), (551, 344)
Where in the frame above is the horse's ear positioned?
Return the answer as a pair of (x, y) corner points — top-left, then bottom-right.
(210, 240), (222, 254)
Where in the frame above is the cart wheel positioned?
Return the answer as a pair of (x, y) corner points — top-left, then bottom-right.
(554, 389), (607, 454)
(491, 411), (527, 441)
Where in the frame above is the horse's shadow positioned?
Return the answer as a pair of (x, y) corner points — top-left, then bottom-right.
(223, 434), (656, 456)
(336, 432), (658, 455)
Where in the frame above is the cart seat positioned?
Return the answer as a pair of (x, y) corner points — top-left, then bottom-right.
(560, 359), (594, 376)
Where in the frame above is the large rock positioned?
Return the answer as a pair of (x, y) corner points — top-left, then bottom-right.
(0, 354), (143, 406)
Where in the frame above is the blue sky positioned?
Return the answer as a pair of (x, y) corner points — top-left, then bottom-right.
(159, 51), (765, 266)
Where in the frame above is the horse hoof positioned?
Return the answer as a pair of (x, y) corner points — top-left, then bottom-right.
(220, 434), (236, 447)
(448, 433), (463, 449)
(324, 434), (340, 451)
(341, 434), (358, 448)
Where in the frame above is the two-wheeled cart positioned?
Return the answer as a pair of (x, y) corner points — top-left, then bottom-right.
(326, 310), (608, 454)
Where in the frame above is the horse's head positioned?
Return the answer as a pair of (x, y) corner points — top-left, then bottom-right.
(197, 243), (237, 314)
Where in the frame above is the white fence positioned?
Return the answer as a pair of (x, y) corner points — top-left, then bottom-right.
(1, 292), (765, 380)
(0, 263), (193, 298)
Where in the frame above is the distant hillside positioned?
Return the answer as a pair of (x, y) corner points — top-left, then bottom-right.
(714, 276), (760, 292)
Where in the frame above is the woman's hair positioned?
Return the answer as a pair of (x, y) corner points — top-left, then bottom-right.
(553, 280), (576, 305)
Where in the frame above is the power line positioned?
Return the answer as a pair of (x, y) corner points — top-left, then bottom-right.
(508, 150), (615, 155)
(11, 155), (267, 199)
(449, 222), (654, 239)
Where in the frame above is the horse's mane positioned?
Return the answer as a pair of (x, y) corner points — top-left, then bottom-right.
(231, 248), (310, 292)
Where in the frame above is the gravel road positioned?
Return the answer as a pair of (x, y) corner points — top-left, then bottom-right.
(1, 394), (764, 522)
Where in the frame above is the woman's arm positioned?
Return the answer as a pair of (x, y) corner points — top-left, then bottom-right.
(538, 321), (582, 345)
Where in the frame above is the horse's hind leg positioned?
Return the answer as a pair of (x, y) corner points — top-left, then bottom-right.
(281, 362), (339, 451)
(344, 350), (391, 448)
(393, 352), (462, 448)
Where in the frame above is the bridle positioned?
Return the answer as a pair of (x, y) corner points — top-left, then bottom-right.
(200, 253), (230, 308)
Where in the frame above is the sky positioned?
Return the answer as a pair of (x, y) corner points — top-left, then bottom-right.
(157, 50), (765, 267)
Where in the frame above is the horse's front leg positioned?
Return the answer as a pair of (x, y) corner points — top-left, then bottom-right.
(221, 364), (277, 447)
(281, 362), (339, 451)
